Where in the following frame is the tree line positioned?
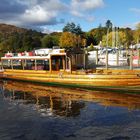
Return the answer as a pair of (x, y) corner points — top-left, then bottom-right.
(0, 20), (140, 56)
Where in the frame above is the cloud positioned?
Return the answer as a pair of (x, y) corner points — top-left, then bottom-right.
(120, 21), (140, 29)
(0, 0), (67, 27)
(21, 5), (57, 25)
(0, 0), (27, 13)
(130, 8), (140, 14)
(131, 21), (140, 29)
(0, 0), (28, 25)
(40, 26), (62, 34)
(71, 0), (104, 11)
(70, 0), (104, 21)
(0, 0), (104, 31)
(86, 16), (95, 22)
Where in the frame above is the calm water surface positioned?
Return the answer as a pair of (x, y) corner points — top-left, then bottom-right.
(0, 80), (140, 140)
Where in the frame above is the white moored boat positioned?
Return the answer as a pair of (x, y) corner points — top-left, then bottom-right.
(99, 49), (128, 66)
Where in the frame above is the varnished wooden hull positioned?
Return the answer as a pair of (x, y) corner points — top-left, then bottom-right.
(0, 69), (140, 89)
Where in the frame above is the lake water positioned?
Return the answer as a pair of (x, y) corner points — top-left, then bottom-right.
(0, 80), (140, 140)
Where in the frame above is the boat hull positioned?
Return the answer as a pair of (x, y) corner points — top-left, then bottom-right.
(0, 69), (140, 89)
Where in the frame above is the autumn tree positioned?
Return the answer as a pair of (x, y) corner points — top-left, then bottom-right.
(81, 38), (87, 47)
(59, 32), (77, 49)
(134, 23), (140, 44)
(102, 31), (127, 47)
(88, 26), (106, 45)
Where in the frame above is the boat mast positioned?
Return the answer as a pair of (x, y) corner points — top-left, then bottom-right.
(112, 25), (115, 47)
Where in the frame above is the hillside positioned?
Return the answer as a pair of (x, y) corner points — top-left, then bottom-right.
(0, 23), (45, 54)
(0, 23), (28, 36)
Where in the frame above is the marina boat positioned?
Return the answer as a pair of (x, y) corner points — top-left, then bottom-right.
(87, 50), (97, 68)
(98, 49), (128, 66)
(0, 49), (140, 88)
(132, 50), (140, 66)
(133, 56), (139, 66)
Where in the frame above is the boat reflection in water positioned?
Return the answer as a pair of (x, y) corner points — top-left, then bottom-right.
(0, 80), (140, 140)
(1, 80), (140, 118)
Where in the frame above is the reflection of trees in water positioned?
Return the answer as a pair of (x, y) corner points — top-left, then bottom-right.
(1, 87), (85, 117)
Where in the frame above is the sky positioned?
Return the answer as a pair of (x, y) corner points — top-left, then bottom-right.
(0, 0), (140, 33)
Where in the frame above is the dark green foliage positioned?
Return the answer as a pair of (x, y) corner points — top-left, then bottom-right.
(0, 24), (43, 55)
(86, 26), (106, 45)
(86, 33), (97, 46)
(63, 22), (83, 35)
(106, 20), (113, 29)
(0, 23), (63, 56)
(124, 28), (134, 46)
(41, 33), (61, 48)
(41, 35), (54, 48)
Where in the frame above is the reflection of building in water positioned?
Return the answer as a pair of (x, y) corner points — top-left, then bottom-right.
(0, 80), (140, 117)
